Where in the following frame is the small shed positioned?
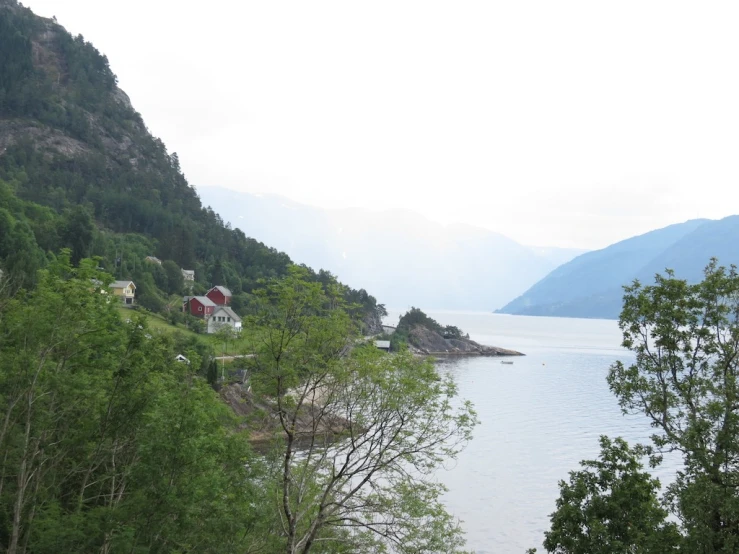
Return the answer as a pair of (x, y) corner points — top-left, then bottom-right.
(374, 340), (391, 352)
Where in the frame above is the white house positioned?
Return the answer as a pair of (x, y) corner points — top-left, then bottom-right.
(181, 269), (195, 282)
(207, 305), (242, 334)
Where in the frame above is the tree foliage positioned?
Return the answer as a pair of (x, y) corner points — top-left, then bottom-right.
(537, 259), (739, 553)
(246, 269), (478, 554)
(607, 259), (739, 552)
(534, 436), (680, 554)
(390, 307), (468, 350)
(0, 253), (270, 553)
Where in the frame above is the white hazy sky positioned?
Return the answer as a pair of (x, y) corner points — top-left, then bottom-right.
(23, 0), (739, 249)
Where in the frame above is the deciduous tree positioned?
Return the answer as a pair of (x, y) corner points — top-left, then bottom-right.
(247, 267), (478, 554)
(531, 436), (680, 554)
(608, 260), (739, 552)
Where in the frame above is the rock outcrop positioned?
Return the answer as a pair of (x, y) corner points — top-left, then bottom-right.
(408, 324), (523, 356)
(362, 308), (384, 336)
(220, 383), (351, 448)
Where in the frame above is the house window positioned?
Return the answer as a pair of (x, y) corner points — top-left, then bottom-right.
(226, 317), (231, 322)
(198, 306), (202, 312)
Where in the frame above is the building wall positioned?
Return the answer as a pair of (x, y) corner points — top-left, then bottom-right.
(206, 289), (230, 306)
(112, 285), (135, 304)
(207, 318), (242, 334)
(189, 298), (214, 318)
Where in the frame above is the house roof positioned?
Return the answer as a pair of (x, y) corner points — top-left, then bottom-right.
(110, 280), (135, 289)
(212, 305), (242, 322)
(209, 285), (232, 297)
(190, 295), (216, 307)
(181, 269), (195, 275)
(375, 340), (391, 349)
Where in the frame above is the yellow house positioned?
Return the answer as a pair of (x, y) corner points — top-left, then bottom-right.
(110, 280), (136, 304)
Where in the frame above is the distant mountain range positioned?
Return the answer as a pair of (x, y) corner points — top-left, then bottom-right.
(498, 216), (739, 319)
(198, 187), (586, 311)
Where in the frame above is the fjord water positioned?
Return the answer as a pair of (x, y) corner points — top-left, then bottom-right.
(384, 311), (681, 554)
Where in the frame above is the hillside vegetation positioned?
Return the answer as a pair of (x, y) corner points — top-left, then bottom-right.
(0, 3), (476, 553)
(0, 0), (383, 329)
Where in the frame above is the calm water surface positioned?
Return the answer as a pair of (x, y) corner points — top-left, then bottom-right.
(384, 311), (681, 554)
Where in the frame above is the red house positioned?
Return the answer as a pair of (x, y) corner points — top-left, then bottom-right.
(206, 286), (232, 306)
(183, 295), (216, 318)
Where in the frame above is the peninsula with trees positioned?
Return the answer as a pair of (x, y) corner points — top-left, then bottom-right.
(386, 307), (524, 357)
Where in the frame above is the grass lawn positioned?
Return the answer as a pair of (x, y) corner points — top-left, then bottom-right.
(211, 333), (254, 356)
(115, 306), (201, 339)
(114, 307), (255, 355)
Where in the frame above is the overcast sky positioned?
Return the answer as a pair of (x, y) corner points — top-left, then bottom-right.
(23, 0), (739, 249)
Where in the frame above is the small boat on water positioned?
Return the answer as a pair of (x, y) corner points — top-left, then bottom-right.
(500, 361), (514, 365)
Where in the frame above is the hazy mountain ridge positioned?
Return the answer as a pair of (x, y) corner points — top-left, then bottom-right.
(498, 217), (738, 319)
(199, 186), (586, 311)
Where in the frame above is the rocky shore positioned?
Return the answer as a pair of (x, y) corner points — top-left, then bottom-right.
(407, 324), (524, 357)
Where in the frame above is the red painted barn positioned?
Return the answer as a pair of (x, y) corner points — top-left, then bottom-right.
(184, 295), (216, 318)
(206, 286), (232, 306)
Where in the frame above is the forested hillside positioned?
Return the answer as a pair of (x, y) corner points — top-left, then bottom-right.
(0, 4), (475, 551)
(0, 0), (383, 325)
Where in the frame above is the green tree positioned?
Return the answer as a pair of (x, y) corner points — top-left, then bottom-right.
(608, 259), (739, 552)
(60, 205), (94, 265)
(212, 325), (237, 381)
(247, 268), (478, 554)
(0, 252), (271, 553)
(162, 258), (184, 294)
(531, 436), (680, 554)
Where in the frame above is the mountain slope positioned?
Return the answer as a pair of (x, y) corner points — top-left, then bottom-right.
(0, 0), (383, 326)
(198, 186), (586, 310)
(634, 216), (739, 284)
(498, 217), (739, 319)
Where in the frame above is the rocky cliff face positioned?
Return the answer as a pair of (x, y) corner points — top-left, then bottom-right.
(408, 325), (523, 356)
(362, 309), (384, 336)
(0, 0), (163, 172)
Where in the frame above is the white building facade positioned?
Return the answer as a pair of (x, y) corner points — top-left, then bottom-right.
(206, 305), (242, 334)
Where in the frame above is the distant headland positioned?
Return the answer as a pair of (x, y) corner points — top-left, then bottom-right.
(381, 307), (524, 357)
